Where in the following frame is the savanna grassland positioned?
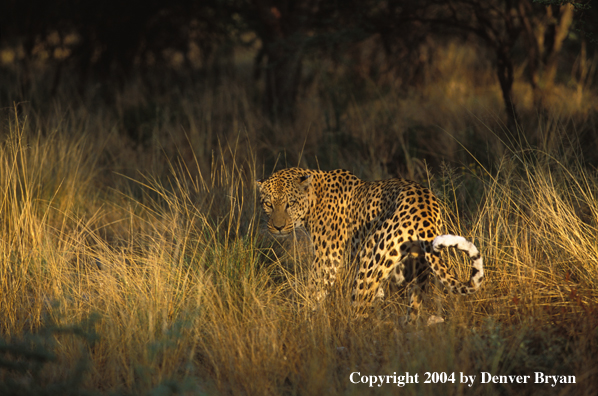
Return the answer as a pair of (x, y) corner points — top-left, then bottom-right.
(2, 39), (598, 396)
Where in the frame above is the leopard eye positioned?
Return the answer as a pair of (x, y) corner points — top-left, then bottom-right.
(263, 202), (273, 209)
(287, 200), (297, 209)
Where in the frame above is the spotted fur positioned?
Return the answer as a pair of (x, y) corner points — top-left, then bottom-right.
(256, 168), (484, 321)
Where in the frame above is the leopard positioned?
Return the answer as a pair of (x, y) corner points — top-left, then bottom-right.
(256, 167), (484, 322)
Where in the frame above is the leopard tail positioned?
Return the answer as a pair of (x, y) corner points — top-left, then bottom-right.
(431, 234), (484, 294)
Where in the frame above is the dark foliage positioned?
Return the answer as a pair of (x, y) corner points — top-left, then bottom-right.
(0, 0), (595, 123)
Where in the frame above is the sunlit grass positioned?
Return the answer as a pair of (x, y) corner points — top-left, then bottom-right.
(2, 105), (598, 395)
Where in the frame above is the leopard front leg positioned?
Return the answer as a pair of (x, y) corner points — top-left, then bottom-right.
(309, 255), (341, 303)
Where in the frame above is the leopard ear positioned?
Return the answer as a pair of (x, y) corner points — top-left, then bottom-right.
(297, 174), (312, 190)
(255, 179), (264, 191)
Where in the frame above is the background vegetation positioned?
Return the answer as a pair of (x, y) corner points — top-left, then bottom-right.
(1, 0), (598, 394)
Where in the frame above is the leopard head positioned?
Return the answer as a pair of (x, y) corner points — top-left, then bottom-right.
(256, 169), (313, 236)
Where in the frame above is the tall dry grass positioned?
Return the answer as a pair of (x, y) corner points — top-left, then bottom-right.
(1, 41), (598, 395)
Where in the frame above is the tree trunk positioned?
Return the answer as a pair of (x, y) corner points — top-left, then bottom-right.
(544, 4), (574, 90)
(518, 0), (542, 108)
(496, 45), (519, 131)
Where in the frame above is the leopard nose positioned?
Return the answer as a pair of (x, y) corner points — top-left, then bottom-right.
(273, 224), (284, 231)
